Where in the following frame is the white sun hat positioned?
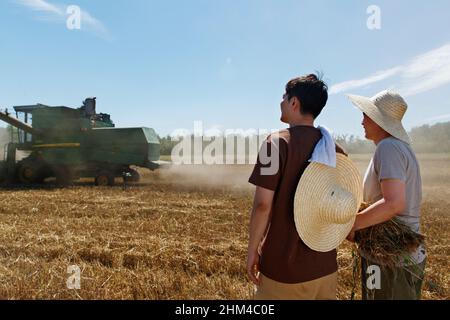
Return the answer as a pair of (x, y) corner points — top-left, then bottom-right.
(346, 90), (411, 144)
(294, 154), (363, 252)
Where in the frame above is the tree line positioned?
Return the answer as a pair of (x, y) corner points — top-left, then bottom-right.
(158, 121), (450, 155)
(1, 121), (449, 159)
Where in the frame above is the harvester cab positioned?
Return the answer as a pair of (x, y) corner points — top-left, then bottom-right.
(82, 97), (96, 116)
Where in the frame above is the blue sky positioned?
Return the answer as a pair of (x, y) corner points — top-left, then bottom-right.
(1, 0), (449, 137)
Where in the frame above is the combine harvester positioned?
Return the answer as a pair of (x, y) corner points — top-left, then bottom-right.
(0, 98), (161, 186)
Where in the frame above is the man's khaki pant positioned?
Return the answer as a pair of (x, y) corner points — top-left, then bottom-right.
(253, 272), (337, 300)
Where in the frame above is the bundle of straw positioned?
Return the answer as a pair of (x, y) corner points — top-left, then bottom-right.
(354, 202), (425, 269)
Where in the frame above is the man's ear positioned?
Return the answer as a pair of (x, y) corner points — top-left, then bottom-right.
(291, 96), (301, 112)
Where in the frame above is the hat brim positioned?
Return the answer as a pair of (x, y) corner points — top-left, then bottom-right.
(346, 94), (411, 144)
(294, 154), (363, 252)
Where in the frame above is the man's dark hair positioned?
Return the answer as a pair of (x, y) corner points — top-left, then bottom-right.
(285, 73), (328, 119)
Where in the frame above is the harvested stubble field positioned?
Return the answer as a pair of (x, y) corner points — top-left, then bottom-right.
(0, 154), (448, 300)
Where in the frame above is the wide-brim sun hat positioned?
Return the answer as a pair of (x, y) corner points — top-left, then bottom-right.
(346, 90), (410, 144)
(294, 154), (363, 252)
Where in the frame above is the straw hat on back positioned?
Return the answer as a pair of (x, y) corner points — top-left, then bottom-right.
(346, 90), (410, 144)
(294, 154), (363, 252)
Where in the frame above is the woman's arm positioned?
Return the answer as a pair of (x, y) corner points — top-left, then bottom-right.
(348, 179), (406, 241)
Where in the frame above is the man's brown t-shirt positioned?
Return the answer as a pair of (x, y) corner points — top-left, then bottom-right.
(249, 125), (344, 284)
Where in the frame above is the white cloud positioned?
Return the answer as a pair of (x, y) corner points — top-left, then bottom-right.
(15, 0), (111, 40)
(16, 0), (63, 15)
(330, 43), (450, 97)
(399, 44), (450, 96)
(78, 8), (111, 40)
(412, 112), (450, 127)
(424, 113), (450, 123)
(329, 67), (402, 95)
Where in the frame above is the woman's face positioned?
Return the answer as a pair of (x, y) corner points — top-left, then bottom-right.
(362, 113), (379, 140)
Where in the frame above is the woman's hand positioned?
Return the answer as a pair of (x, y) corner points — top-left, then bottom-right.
(346, 228), (356, 242)
(346, 222), (357, 242)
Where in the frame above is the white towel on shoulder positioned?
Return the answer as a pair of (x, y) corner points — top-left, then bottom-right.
(309, 126), (336, 168)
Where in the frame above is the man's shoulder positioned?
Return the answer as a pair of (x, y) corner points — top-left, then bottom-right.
(266, 129), (290, 145)
(266, 128), (347, 154)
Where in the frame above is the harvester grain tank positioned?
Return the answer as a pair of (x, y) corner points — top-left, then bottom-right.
(0, 98), (160, 185)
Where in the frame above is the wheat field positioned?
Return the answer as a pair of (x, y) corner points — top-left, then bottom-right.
(0, 154), (448, 300)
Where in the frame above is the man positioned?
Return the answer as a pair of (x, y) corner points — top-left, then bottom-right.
(246, 74), (345, 300)
(346, 90), (426, 300)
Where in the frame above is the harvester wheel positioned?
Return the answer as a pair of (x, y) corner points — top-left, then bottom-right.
(17, 163), (39, 184)
(123, 169), (140, 183)
(95, 171), (115, 186)
(54, 166), (73, 186)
